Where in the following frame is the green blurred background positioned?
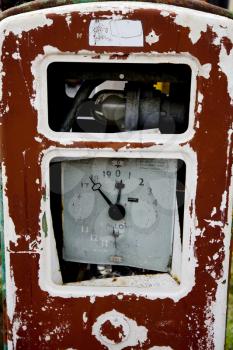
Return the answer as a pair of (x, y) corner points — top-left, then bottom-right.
(226, 259), (233, 350)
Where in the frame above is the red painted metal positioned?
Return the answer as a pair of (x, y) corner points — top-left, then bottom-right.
(0, 1), (232, 348)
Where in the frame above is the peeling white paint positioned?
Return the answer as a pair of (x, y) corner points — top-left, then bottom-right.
(211, 21), (233, 47)
(117, 294), (123, 300)
(226, 129), (233, 179)
(65, 14), (72, 27)
(12, 52), (21, 60)
(4, 105), (9, 114)
(12, 318), (22, 349)
(45, 335), (51, 341)
(39, 321), (71, 343)
(197, 105), (202, 114)
(220, 190), (227, 212)
(90, 296), (95, 304)
(4, 14), (53, 36)
(3, 197), (19, 245)
(197, 92), (204, 114)
(212, 209), (233, 348)
(219, 46), (233, 104)
(0, 67), (4, 101)
(29, 239), (40, 251)
(83, 312), (88, 323)
(8, 268), (18, 322)
(145, 30), (159, 46)
(203, 299), (215, 349)
(92, 310), (148, 350)
(1, 171), (18, 253)
(77, 2), (135, 17)
(213, 253), (219, 261)
(207, 22), (233, 105)
(211, 207), (217, 217)
(148, 347), (173, 350)
(31, 45), (67, 111)
(199, 63), (212, 79)
(34, 136), (43, 143)
(160, 10), (169, 17)
(204, 220), (224, 228)
(174, 13), (207, 44)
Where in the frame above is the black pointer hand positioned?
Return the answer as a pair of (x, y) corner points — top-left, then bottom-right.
(89, 177), (113, 206)
(89, 177), (126, 221)
(115, 180), (125, 204)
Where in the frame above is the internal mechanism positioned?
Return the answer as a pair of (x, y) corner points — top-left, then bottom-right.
(48, 62), (191, 134)
(61, 81), (185, 133)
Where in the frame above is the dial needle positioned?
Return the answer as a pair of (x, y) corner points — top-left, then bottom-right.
(115, 180), (125, 204)
(89, 177), (126, 221)
(113, 228), (118, 249)
(89, 177), (113, 206)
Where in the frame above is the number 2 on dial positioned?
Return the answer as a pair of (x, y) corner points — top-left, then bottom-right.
(139, 178), (144, 186)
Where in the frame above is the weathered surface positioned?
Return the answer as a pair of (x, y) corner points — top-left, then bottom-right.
(0, 1), (233, 349)
(0, 0), (233, 19)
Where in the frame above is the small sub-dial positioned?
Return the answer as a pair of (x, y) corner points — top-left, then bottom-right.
(130, 198), (158, 229)
(68, 191), (95, 221)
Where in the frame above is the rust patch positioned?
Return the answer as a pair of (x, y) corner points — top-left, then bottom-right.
(100, 320), (125, 344)
(109, 53), (130, 60)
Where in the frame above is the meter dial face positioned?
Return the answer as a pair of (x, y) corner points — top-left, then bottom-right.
(62, 158), (177, 272)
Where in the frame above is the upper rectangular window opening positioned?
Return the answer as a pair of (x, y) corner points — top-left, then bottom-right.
(47, 62), (191, 134)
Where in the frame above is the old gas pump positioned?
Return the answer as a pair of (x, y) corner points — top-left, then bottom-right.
(0, 0), (233, 349)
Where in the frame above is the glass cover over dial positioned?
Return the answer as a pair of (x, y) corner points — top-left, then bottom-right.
(62, 158), (177, 272)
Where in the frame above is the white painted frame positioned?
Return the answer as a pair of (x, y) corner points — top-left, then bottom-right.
(36, 53), (199, 144)
(40, 146), (197, 302)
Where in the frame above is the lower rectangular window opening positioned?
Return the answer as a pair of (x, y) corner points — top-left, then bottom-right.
(49, 158), (186, 286)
